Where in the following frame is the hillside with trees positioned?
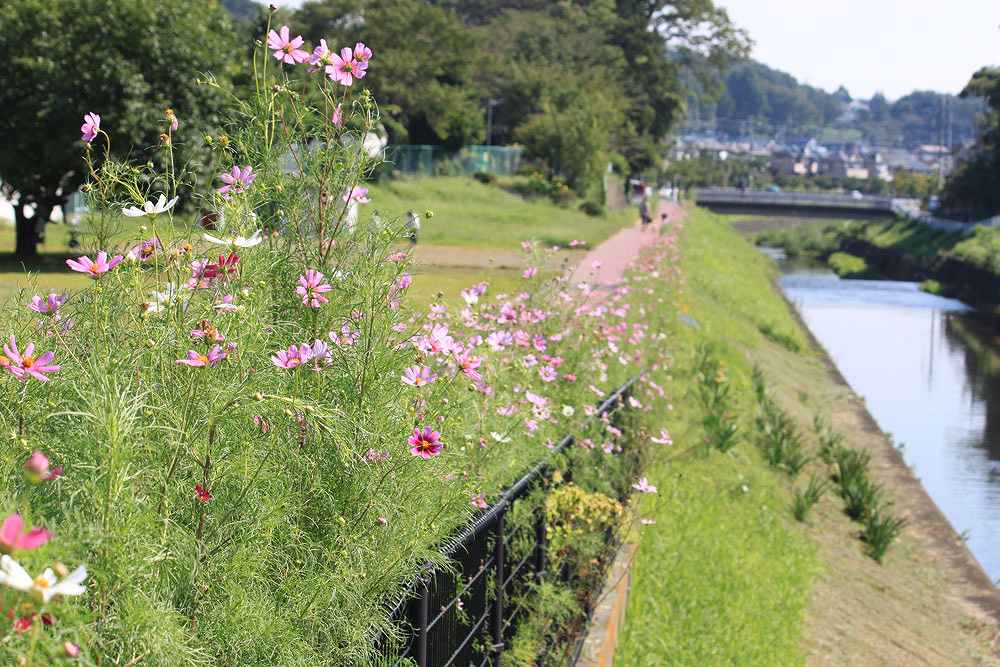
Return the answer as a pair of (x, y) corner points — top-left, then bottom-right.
(688, 59), (985, 148)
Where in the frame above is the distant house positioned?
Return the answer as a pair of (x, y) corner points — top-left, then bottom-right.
(821, 151), (869, 180)
(863, 153), (893, 182)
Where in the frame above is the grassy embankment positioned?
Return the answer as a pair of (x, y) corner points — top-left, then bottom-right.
(0, 176), (631, 306)
(616, 209), (1000, 665)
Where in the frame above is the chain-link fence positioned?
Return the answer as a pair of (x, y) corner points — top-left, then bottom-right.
(385, 145), (523, 177)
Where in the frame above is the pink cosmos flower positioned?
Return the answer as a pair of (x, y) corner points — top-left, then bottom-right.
(214, 295), (239, 313)
(402, 365), (437, 387)
(0, 514), (52, 553)
(632, 477), (657, 494)
(331, 103), (344, 127)
(271, 343), (312, 369)
(470, 493), (488, 510)
(408, 426), (443, 459)
(66, 251), (124, 278)
(353, 42), (373, 65)
(539, 366), (557, 382)
(27, 293), (66, 315)
(24, 451), (62, 482)
(217, 165), (256, 197)
(327, 47), (365, 86)
(455, 350), (482, 382)
(330, 323), (361, 347)
(176, 345), (226, 368)
(307, 339), (332, 368)
(267, 25), (309, 64)
(126, 237), (161, 262)
(522, 267), (538, 279)
(3, 336), (60, 382)
(296, 269), (333, 308)
(309, 39), (334, 72)
(64, 642), (81, 658)
(343, 186), (370, 204)
(364, 448), (391, 462)
(80, 112), (100, 143)
(190, 320), (225, 342)
(651, 429), (673, 446)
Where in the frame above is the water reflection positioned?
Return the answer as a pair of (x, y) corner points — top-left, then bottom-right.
(777, 261), (1000, 581)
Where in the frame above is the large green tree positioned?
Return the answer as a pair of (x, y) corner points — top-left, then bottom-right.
(941, 68), (1000, 219)
(296, 0), (485, 148)
(0, 0), (236, 258)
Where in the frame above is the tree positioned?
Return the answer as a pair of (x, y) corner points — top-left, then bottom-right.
(941, 68), (1000, 219)
(296, 0), (485, 148)
(0, 0), (236, 258)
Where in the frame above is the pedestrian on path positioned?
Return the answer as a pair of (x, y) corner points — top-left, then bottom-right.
(639, 198), (651, 230)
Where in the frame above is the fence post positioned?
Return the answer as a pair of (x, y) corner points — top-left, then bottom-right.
(492, 509), (506, 665)
(535, 509), (546, 583)
(417, 579), (429, 667)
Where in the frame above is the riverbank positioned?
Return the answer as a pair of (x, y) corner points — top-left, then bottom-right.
(617, 208), (1000, 665)
(751, 217), (1000, 316)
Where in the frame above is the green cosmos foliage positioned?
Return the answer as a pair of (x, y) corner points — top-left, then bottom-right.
(0, 11), (674, 665)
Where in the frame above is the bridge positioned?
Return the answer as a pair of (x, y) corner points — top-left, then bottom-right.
(694, 188), (918, 220)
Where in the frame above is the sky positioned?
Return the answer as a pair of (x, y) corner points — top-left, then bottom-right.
(715, 0), (1000, 100)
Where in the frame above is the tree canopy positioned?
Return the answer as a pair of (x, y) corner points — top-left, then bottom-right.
(941, 67), (1000, 219)
(0, 0), (237, 257)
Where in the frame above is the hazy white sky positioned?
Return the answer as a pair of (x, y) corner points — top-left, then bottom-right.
(716, 0), (1000, 100)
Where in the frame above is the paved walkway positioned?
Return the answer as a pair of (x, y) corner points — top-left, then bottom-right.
(570, 200), (683, 293)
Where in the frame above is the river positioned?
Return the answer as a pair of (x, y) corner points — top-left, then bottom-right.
(770, 252), (1000, 582)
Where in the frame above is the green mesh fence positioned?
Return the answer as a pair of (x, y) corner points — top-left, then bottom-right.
(385, 145), (523, 176)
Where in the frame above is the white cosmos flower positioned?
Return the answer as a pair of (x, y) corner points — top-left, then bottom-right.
(122, 194), (178, 218)
(490, 432), (511, 444)
(562, 405), (575, 417)
(202, 230), (263, 248)
(0, 555), (87, 603)
(143, 282), (186, 314)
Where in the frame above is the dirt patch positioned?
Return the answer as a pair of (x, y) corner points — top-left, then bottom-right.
(754, 290), (1000, 665)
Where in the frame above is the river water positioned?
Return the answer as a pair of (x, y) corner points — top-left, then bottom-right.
(770, 252), (1000, 581)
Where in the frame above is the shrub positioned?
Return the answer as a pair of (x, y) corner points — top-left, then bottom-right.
(579, 200), (605, 217)
(919, 279), (943, 295)
(546, 484), (622, 564)
(862, 508), (907, 563)
(792, 474), (829, 522)
(473, 171), (497, 185)
(827, 252), (868, 278)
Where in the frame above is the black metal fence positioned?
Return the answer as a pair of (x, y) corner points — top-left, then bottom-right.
(376, 376), (640, 667)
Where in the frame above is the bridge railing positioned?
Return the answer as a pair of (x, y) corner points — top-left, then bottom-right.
(694, 188), (903, 210)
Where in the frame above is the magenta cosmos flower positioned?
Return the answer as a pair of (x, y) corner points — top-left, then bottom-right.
(327, 47), (366, 86)
(296, 269), (333, 308)
(0, 514), (52, 553)
(331, 103), (344, 128)
(2, 336), (60, 382)
(408, 426), (443, 459)
(217, 165), (256, 197)
(66, 251), (124, 278)
(176, 345), (227, 368)
(401, 365), (437, 387)
(27, 293), (66, 315)
(267, 25), (309, 65)
(80, 112), (100, 143)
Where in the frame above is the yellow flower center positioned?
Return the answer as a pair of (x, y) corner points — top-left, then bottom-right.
(0, 355), (9, 368)
(197, 355), (209, 365)
(22, 356), (35, 369)
(33, 576), (50, 589)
